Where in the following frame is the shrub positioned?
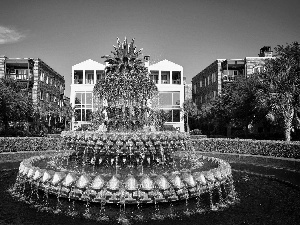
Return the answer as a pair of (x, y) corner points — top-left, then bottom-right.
(190, 129), (202, 135)
(0, 137), (63, 153)
(162, 125), (178, 131)
(191, 138), (300, 159)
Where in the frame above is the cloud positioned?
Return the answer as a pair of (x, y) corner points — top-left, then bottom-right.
(0, 26), (25, 44)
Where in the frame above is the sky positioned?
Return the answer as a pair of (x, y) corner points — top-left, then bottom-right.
(0, 0), (299, 98)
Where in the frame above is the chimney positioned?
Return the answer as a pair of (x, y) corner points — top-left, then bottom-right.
(144, 55), (150, 68)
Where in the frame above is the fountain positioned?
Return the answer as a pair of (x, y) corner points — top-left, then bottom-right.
(11, 38), (238, 223)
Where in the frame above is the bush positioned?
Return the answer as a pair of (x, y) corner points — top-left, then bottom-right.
(162, 125), (178, 131)
(76, 124), (93, 131)
(190, 129), (202, 135)
(0, 137), (63, 153)
(191, 138), (300, 159)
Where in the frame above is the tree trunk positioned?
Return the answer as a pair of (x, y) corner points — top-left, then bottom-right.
(186, 114), (190, 133)
(284, 108), (294, 141)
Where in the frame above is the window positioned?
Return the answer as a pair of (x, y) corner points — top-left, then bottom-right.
(212, 73), (216, 83)
(207, 76), (210, 85)
(158, 92), (181, 123)
(40, 90), (44, 100)
(40, 71), (44, 81)
(74, 70), (83, 84)
(200, 80), (202, 87)
(213, 91), (217, 100)
(46, 75), (49, 84)
(96, 70), (105, 81)
(161, 71), (170, 84)
(85, 70), (94, 84)
(233, 70), (238, 76)
(150, 70), (159, 84)
(172, 71), (181, 84)
(163, 109), (181, 122)
(74, 92), (93, 121)
(159, 92), (180, 108)
(15, 69), (28, 80)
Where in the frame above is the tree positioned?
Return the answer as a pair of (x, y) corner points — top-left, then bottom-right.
(182, 99), (198, 133)
(256, 42), (300, 141)
(227, 75), (267, 137)
(0, 78), (33, 133)
(198, 77), (264, 137)
(60, 100), (73, 131)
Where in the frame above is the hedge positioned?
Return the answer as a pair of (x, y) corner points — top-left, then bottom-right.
(190, 138), (300, 159)
(0, 137), (63, 153)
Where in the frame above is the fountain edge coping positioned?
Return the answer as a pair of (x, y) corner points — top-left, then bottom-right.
(197, 151), (300, 173)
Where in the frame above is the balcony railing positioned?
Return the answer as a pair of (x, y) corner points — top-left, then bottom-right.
(5, 73), (33, 81)
(172, 80), (181, 84)
(222, 75), (236, 82)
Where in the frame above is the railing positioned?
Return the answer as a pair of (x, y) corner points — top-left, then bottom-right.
(222, 75), (236, 82)
(5, 73), (33, 81)
(172, 80), (181, 84)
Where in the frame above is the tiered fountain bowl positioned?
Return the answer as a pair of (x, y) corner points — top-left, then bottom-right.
(16, 131), (236, 206)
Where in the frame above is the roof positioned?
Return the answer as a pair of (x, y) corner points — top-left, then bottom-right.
(72, 59), (105, 69)
(149, 59), (183, 70)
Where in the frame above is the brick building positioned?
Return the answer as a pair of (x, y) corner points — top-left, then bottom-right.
(0, 56), (67, 133)
(192, 46), (273, 108)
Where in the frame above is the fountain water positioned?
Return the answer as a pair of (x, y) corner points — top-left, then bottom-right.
(11, 38), (238, 223)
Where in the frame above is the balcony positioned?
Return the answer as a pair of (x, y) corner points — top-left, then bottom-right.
(5, 72), (34, 89)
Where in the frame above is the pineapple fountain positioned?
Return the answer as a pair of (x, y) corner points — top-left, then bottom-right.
(12, 38), (238, 223)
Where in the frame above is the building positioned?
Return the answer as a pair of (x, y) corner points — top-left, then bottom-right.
(148, 59), (185, 131)
(70, 59), (106, 130)
(0, 56), (66, 133)
(70, 58), (185, 131)
(192, 46), (274, 107)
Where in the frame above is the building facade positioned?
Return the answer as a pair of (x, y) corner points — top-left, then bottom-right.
(70, 58), (185, 131)
(148, 59), (185, 131)
(0, 56), (66, 132)
(192, 46), (273, 108)
(70, 59), (106, 130)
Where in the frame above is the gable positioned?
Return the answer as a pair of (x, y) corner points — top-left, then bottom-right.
(149, 59), (183, 71)
(72, 59), (105, 70)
